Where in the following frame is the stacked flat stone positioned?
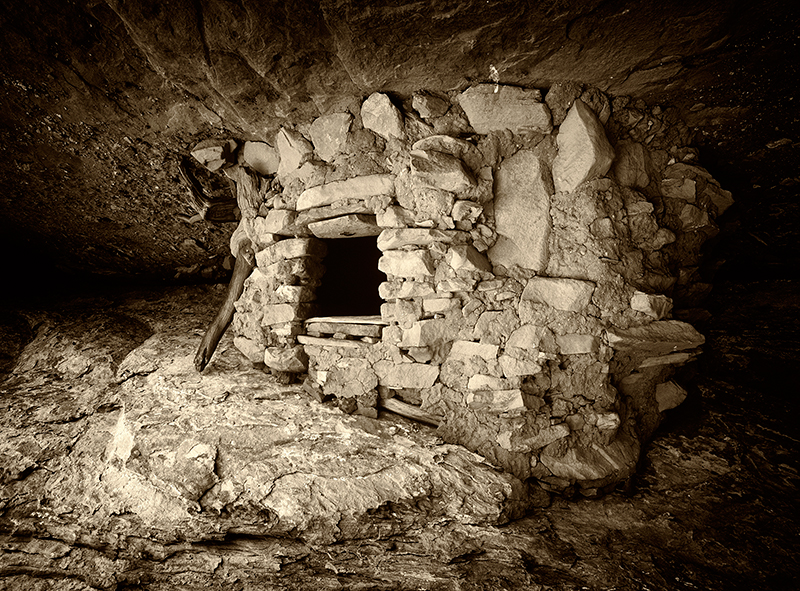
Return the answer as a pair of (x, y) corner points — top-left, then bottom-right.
(202, 85), (729, 497)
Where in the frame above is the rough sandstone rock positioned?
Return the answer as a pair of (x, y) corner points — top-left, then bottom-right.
(242, 141), (280, 175)
(308, 214), (382, 238)
(255, 238), (327, 267)
(378, 250), (436, 278)
(276, 128), (314, 178)
(520, 277), (596, 312)
(457, 84), (553, 135)
(309, 112), (352, 162)
(552, 99), (615, 193)
(264, 345), (309, 372)
(487, 150), (553, 272)
(361, 92), (405, 140)
(410, 149), (476, 193)
(297, 174), (395, 210)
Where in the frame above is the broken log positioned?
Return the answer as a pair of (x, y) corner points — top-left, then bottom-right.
(194, 239), (256, 372)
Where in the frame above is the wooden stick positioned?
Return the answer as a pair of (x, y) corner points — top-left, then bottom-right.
(380, 397), (441, 427)
(194, 239), (256, 372)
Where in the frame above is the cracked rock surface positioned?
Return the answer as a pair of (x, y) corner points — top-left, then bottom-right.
(1, 284), (798, 589)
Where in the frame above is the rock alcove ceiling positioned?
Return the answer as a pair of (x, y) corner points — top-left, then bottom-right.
(1, 1), (799, 589)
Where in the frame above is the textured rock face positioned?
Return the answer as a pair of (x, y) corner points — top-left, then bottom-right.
(0, 0), (778, 284)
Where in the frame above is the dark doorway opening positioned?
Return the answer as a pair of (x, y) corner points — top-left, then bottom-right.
(315, 237), (385, 317)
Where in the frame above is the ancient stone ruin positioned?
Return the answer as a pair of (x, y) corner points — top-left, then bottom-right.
(192, 83), (732, 497)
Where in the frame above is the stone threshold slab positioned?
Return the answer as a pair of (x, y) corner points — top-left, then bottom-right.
(305, 315), (388, 325)
(298, 335), (375, 349)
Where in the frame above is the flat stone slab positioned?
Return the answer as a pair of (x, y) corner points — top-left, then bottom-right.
(298, 335), (372, 349)
(305, 321), (384, 338)
(308, 214), (382, 238)
(297, 174), (395, 211)
(607, 320), (705, 355)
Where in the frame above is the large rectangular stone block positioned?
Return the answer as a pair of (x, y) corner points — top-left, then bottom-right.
(487, 150), (553, 272)
(374, 361), (439, 389)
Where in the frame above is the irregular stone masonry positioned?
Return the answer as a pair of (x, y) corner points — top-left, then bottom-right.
(198, 85), (728, 498)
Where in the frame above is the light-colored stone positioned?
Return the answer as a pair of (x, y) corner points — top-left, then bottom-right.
(552, 99), (615, 193)
(607, 320), (705, 355)
(262, 209), (298, 236)
(232, 217), (280, 253)
(498, 354), (541, 378)
(255, 238), (327, 267)
(506, 325), (545, 350)
(487, 150), (553, 272)
(411, 149), (475, 193)
(631, 291), (673, 319)
(376, 205), (416, 228)
(276, 128), (313, 178)
(233, 336), (265, 364)
(447, 245), (492, 273)
(521, 277), (595, 312)
(451, 200), (483, 223)
(377, 228), (465, 251)
(466, 389), (526, 413)
(655, 381), (688, 412)
(191, 138), (237, 172)
(309, 113), (352, 162)
(412, 135), (485, 172)
(436, 277), (476, 292)
(308, 214), (381, 238)
(468, 374), (510, 391)
(556, 334), (600, 355)
(242, 141), (280, 175)
(361, 92), (405, 140)
(378, 280), (436, 299)
(374, 361), (439, 389)
(422, 297), (457, 314)
(261, 303), (311, 326)
(449, 340), (499, 361)
(457, 84), (552, 135)
(638, 351), (694, 368)
(274, 285), (315, 303)
(297, 174), (395, 211)
(378, 250), (435, 278)
(264, 346), (308, 373)
(400, 318), (452, 348)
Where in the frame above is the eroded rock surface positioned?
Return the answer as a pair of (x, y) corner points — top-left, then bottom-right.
(1, 286), (797, 590)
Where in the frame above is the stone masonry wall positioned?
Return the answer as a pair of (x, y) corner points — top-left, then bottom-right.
(191, 83), (732, 497)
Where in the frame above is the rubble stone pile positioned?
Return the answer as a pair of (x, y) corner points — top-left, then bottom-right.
(192, 83), (732, 496)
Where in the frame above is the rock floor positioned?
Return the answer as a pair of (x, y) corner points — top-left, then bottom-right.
(0, 281), (797, 590)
